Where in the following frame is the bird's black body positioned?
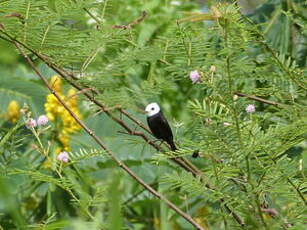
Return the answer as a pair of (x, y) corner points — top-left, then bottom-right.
(147, 111), (177, 151)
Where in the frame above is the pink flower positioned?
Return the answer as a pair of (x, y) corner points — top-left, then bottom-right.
(246, 104), (256, 113)
(26, 118), (37, 128)
(189, 70), (201, 83)
(57, 151), (69, 163)
(37, 115), (49, 126)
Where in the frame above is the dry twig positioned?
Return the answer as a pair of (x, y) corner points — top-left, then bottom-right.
(112, 11), (147, 29)
(235, 92), (283, 107)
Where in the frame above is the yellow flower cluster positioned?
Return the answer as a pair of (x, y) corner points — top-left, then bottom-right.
(7, 100), (20, 123)
(44, 75), (82, 152)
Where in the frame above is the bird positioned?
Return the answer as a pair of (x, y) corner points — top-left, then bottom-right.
(145, 102), (177, 151)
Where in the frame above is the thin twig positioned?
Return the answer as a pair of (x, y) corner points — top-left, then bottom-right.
(112, 11), (147, 29)
(235, 92), (283, 107)
(123, 182), (158, 205)
(64, 88), (95, 101)
(15, 43), (206, 230)
(119, 108), (152, 134)
(83, 8), (101, 25)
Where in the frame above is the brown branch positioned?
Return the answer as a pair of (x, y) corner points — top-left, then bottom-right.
(65, 87), (95, 101)
(119, 108), (152, 134)
(112, 11), (147, 29)
(223, 200), (245, 227)
(4, 12), (25, 20)
(15, 43), (207, 230)
(234, 92), (283, 107)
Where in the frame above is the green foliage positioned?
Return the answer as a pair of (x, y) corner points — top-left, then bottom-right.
(0, 0), (306, 229)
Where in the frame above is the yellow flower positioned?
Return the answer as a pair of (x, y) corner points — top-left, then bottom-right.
(61, 89), (82, 133)
(58, 131), (71, 151)
(44, 79), (82, 151)
(61, 109), (82, 133)
(67, 89), (78, 107)
(7, 100), (20, 123)
(45, 94), (65, 121)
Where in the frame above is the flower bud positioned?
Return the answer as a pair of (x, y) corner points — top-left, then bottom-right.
(189, 70), (201, 83)
(57, 151), (69, 163)
(7, 100), (20, 124)
(209, 65), (216, 72)
(37, 115), (49, 126)
(26, 118), (37, 128)
(246, 104), (256, 113)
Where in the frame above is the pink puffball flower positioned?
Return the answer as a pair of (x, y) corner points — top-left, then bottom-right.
(246, 104), (256, 113)
(189, 70), (201, 83)
(26, 118), (37, 128)
(57, 151), (69, 163)
(37, 115), (49, 126)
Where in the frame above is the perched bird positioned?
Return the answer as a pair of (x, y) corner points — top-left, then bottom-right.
(145, 102), (177, 151)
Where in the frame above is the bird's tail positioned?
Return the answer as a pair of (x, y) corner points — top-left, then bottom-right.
(169, 141), (200, 158)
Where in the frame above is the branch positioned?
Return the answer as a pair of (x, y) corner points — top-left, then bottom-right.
(83, 8), (101, 25)
(15, 43), (207, 230)
(235, 92), (283, 107)
(119, 108), (152, 134)
(112, 11), (147, 29)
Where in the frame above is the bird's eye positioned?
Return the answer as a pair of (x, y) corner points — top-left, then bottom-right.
(151, 108), (154, 111)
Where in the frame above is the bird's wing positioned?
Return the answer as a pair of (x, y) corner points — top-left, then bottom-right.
(147, 113), (173, 140)
(159, 114), (174, 139)
(158, 114), (176, 150)
(147, 113), (176, 150)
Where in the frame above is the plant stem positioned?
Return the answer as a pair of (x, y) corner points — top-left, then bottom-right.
(234, 92), (284, 107)
(224, 19), (242, 146)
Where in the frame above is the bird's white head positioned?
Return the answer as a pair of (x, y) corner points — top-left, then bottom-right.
(145, 102), (160, 117)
